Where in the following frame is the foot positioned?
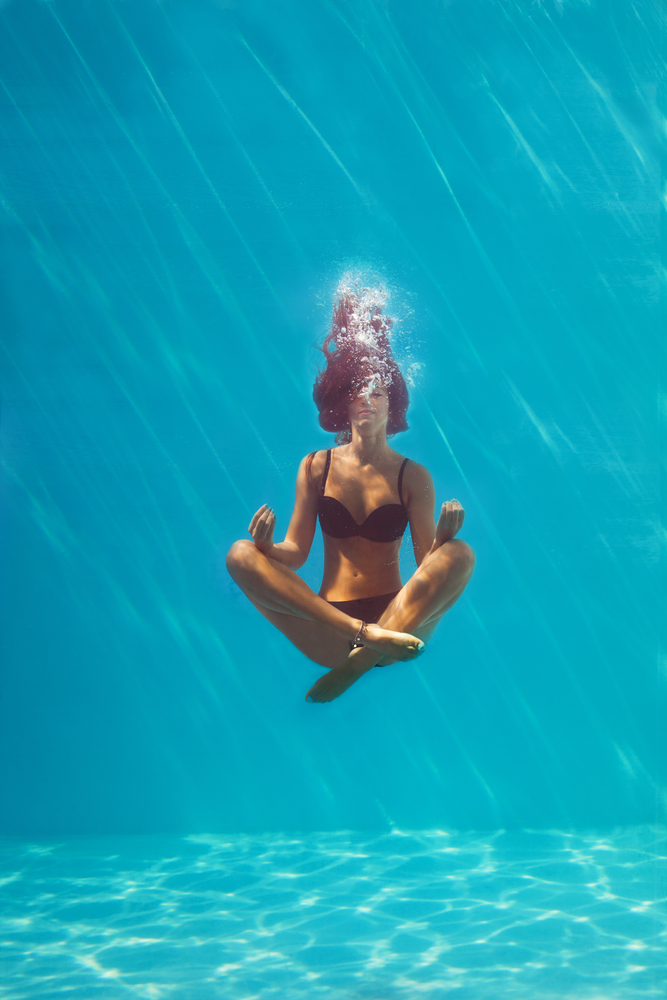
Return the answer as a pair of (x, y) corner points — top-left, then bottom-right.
(362, 623), (424, 661)
(305, 646), (376, 703)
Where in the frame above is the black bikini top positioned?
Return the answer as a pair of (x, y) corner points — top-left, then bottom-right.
(316, 449), (410, 543)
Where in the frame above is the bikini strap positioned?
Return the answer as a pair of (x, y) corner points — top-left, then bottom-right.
(321, 449), (332, 495)
(397, 458), (409, 507)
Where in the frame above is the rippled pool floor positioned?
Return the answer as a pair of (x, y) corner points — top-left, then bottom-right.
(1, 827), (665, 999)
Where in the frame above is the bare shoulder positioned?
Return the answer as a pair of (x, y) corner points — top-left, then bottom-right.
(401, 459), (434, 502)
(297, 449), (329, 490)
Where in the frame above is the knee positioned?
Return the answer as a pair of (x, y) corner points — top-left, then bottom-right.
(443, 538), (476, 577)
(225, 539), (258, 579)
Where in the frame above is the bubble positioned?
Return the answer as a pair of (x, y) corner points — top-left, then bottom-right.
(406, 362), (425, 388)
(328, 270), (424, 396)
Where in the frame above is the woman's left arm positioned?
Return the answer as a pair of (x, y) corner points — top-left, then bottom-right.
(405, 463), (465, 566)
(404, 462), (437, 567)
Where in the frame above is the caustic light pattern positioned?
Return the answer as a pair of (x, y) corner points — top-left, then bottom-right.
(1, 827), (665, 1000)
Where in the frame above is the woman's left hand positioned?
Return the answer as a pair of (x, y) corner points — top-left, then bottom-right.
(433, 499), (465, 547)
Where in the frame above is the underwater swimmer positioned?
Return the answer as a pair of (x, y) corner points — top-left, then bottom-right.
(226, 289), (475, 703)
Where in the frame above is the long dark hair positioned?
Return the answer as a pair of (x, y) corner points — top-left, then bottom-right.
(313, 291), (409, 444)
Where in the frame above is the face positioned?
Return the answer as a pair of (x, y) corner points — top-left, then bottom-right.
(347, 384), (390, 431)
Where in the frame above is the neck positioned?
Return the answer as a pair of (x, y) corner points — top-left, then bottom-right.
(347, 426), (391, 464)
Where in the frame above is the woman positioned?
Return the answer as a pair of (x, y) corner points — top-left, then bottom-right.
(226, 290), (475, 703)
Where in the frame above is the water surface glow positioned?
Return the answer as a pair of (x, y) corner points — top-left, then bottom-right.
(1, 827), (665, 999)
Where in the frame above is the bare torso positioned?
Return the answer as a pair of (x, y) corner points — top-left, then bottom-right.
(311, 447), (408, 602)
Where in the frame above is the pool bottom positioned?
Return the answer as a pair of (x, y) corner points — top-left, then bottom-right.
(0, 827), (664, 1000)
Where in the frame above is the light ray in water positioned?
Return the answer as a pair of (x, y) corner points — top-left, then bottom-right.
(326, 0), (505, 214)
(419, 394), (470, 487)
(369, 74), (525, 331)
(485, 90), (562, 199)
(241, 411), (290, 487)
(41, 5), (301, 398)
(556, 35), (650, 174)
(151, 4), (312, 269)
(238, 35), (365, 199)
(505, 378), (559, 456)
(413, 668), (503, 827)
(497, 4), (649, 239)
(420, 393), (629, 742)
(324, 0), (530, 332)
(107, 8), (288, 308)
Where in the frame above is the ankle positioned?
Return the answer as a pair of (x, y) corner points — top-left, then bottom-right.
(348, 645), (380, 671)
(351, 619), (368, 647)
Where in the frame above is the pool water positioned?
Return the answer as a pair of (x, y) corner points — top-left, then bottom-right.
(0, 0), (665, 995)
(2, 828), (665, 999)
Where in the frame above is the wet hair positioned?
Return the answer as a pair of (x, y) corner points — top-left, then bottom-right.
(313, 291), (409, 444)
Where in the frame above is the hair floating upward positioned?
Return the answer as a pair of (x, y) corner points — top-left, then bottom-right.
(313, 285), (409, 442)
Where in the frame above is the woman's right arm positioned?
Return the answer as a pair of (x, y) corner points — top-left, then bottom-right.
(248, 453), (321, 570)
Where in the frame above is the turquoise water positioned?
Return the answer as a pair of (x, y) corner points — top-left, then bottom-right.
(2, 828), (665, 998)
(0, 0), (665, 994)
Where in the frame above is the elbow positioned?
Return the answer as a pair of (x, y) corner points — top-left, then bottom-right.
(280, 538), (311, 570)
(276, 545), (306, 570)
(291, 545), (312, 569)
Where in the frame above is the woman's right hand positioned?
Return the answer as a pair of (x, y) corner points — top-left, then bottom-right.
(248, 504), (276, 555)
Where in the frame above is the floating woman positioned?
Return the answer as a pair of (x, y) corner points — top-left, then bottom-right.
(226, 287), (475, 703)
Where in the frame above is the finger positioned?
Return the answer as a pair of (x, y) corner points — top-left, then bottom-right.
(251, 511), (272, 540)
(260, 509), (276, 536)
(249, 513), (265, 536)
(248, 504), (269, 533)
(263, 511), (276, 537)
(257, 509), (272, 534)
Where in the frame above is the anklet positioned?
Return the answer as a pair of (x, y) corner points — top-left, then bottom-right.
(350, 620), (367, 650)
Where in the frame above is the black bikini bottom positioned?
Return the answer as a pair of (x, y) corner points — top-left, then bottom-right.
(327, 591), (399, 625)
(327, 591), (400, 663)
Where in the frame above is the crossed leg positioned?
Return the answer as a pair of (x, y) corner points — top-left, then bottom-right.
(226, 532), (474, 703)
(304, 537), (475, 702)
(225, 543), (428, 667)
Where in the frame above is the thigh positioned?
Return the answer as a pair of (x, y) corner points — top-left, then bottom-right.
(377, 567), (464, 642)
(247, 597), (352, 669)
(371, 587), (449, 668)
(377, 589), (445, 642)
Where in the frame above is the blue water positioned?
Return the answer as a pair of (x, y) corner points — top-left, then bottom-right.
(0, 0), (665, 995)
(2, 828), (665, 999)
